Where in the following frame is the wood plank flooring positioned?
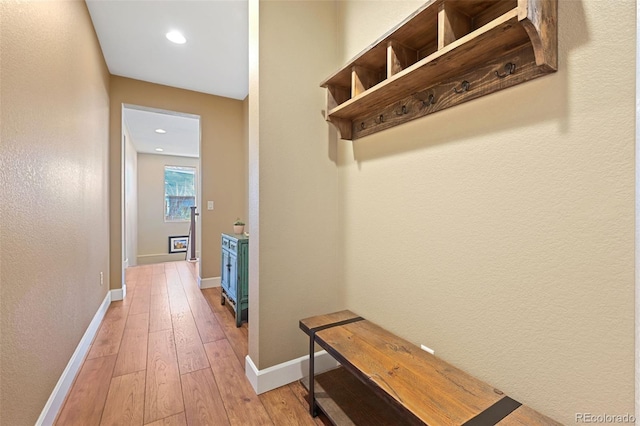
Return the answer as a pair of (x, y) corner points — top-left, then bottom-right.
(55, 261), (329, 426)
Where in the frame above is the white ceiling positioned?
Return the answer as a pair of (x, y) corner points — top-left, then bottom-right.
(86, 0), (248, 101)
(87, 0), (247, 157)
(123, 106), (200, 158)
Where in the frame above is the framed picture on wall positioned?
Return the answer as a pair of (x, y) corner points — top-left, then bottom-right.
(168, 235), (189, 253)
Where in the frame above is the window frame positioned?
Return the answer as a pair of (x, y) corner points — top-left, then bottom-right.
(163, 165), (197, 223)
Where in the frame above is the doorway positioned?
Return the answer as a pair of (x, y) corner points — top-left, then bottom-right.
(121, 104), (202, 285)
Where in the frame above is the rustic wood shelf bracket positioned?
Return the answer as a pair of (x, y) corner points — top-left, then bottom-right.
(321, 0), (558, 140)
(327, 116), (352, 140)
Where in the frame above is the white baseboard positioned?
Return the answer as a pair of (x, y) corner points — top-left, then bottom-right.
(245, 351), (339, 395)
(198, 276), (221, 289)
(36, 291), (111, 425)
(110, 283), (126, 301)
(137, 253), (189, 264)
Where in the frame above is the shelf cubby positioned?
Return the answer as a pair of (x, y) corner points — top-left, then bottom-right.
(322, 0), (557, 140)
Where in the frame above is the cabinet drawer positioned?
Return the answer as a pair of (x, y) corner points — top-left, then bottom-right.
(222, 236), (238, 253)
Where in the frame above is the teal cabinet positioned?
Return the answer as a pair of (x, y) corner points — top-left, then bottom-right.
(220, 233), (248, 327)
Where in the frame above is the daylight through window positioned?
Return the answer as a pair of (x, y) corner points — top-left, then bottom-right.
(164, 166), (196, 222)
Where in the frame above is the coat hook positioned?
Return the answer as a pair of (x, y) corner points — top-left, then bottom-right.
(495, 62), (516, 78)
(375, 114), (384, 124)
(360, 122), (365, 130)
(420, 93), (435, 107)
(395, 105), (408, 116)
(453, 80), (470, 94)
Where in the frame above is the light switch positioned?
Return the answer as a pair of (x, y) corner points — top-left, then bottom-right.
(207, 201), (214, 210)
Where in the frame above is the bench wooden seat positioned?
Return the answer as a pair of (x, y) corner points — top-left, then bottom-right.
(300, 310), (560, 425)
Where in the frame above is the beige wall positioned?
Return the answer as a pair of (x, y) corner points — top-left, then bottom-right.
(124, 123), (138, 267)
(109, 77), (246, 286)
(0, 1), (110, 424)
(248, 0), (261, 361)
(248, 0), (343, 369)
(335, 0), (635, 423)
(136, 153), (199, 264)
(243, 97), (250, 225)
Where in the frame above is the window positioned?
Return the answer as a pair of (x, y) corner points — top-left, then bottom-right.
(164, 166), (196, 222)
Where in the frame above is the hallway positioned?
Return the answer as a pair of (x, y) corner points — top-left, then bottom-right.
(55, 262), (323, 425)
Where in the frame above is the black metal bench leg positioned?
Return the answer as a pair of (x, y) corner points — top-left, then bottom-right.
(302, 316), (363, 419)
(309, 332), (317, 417)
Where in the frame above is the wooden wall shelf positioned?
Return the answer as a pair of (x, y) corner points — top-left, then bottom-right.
(322, 0), (557, 140)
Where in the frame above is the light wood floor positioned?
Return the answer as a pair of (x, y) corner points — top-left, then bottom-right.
(55, 261), (328, 426)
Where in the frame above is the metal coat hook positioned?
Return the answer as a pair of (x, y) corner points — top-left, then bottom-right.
(375, 114), (384, 124)
(360, 122), (366, 130)
(453, 80), (470, 94)
(495, 62), (516, 78)
(395, 105), (409, 116)
(420, 93), (435, 107)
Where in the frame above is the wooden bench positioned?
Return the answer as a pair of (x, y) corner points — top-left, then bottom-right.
(299, 310), (560, 425)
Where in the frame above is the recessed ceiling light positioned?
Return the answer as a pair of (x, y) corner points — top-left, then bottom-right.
(155, 148), (164, 152)
(155, 128), (167, 134)
(166, 31), (186, 44)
